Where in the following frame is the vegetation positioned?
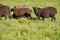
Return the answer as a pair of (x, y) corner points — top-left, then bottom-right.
(0, 0), (60, 40)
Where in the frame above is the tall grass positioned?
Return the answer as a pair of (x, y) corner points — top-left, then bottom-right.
(0, 0), (60, 40)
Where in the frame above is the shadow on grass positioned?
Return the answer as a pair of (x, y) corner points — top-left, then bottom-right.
(27, 17), (43, 21)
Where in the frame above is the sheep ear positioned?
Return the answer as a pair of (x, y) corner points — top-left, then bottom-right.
(11, 8), (14, 12)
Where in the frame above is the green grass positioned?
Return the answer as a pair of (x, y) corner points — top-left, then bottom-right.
(0, 0), (60, 40)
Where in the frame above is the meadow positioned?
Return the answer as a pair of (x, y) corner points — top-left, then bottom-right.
(0, 0), (60, 40)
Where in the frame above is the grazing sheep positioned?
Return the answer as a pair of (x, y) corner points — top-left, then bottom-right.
(11, 5), (32, 19)
(0, 4), (11, 19)
(33, 6), (57, 21)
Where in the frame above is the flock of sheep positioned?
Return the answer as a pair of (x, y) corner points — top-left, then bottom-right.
(0, 4), (57, 21)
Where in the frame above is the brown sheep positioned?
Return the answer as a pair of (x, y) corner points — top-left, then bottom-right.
(11, 5), (32, 19)
(0, 4), (11, 19)
(33, 6), (57, 21)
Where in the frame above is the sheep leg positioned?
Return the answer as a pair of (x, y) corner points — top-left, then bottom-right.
(42, 17), (45, 20)
(51, 16), (56, 21)
(5, 15), (8, 20)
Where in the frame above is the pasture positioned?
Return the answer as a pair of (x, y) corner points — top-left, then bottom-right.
(0, 0), (60, 40)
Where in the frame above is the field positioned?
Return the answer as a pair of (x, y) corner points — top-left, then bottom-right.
(0, 0), (60, 40)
